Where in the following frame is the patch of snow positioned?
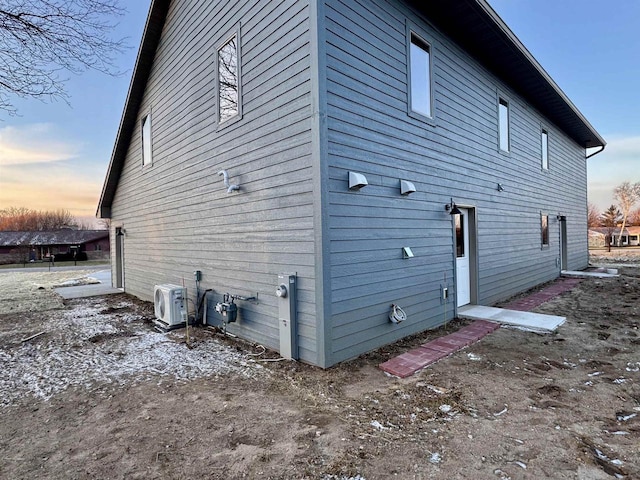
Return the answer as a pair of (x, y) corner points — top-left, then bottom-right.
(323, 474), (362, 480)
(616, 413), (637, 422)
(467, 352), (481, 361)
(428, 452), (441, 464)
(613, 378), (627, 384)
(626, 362), (640, 372)
(370, 420), (387, 431)
(439, 404), (452, 413)
(0, 297), (266, 408)
(587, 371), (603, 377)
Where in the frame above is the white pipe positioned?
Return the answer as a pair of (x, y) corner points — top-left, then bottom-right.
(218, 170), (240, 193)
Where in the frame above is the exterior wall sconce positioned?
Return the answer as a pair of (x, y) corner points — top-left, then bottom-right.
(445, 198), (462, 215)
(348, 171), (368, 190)
(400, 179), (416, 196)
(497, 183), (504, 192)
(402, 246), (414, 258)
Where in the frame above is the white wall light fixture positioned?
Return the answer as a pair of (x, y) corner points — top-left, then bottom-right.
(348, 171), (368, 191)
(400, 179), (416, 196)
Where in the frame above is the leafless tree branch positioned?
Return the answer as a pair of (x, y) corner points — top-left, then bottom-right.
(0, 0), (127, 114)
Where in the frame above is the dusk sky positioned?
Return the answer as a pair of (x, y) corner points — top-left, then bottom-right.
(0, 0), (638, 223)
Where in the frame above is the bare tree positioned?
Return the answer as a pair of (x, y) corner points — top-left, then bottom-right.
(0, 0), (126, 114)
(600, 205), (621, 252)
(629, 207), (640, 226)
(587, 202), (600, 228)
(97, 218), (111, 230)
(613, 181), (640, 246)
(0, 207), (79, 231)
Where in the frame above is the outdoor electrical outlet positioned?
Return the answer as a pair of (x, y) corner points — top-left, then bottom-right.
(442, 287), (448, 300)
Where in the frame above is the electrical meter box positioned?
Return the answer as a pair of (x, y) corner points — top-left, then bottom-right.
(277, 274), (297, 360)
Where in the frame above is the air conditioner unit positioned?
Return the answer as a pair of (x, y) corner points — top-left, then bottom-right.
(154, 284), (188, 327)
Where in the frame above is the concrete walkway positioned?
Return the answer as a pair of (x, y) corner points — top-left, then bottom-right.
(54, 269), (122, 299)
(379, 276), (581, 378)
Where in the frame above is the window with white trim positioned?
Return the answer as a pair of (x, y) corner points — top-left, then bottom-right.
(541, 214), (549, 247)
(141, 113), (152, 166)
(218, 34), (239, 123)
(409, 32), (432, 118)
(498, 98), (510, 152)
(541, 129), (549, 169)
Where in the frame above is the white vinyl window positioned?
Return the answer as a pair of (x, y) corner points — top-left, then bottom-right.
(218, 34), (239, 123)
(409, 32), (432, 118)
(541, 214), (549, 247)
(541, 129), (549, 169)
(498, 98), (510, 152)
(141, 113), (152, 166)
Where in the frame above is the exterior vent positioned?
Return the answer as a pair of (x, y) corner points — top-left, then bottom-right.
(153, 284), (187, 327)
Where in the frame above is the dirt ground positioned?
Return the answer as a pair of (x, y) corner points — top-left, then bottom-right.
(1, 258), (639, 479)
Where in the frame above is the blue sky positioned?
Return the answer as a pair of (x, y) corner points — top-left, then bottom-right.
(0, 0), (638, 222)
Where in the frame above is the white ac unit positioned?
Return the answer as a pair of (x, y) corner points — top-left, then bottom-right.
(154, 284), (188, 327)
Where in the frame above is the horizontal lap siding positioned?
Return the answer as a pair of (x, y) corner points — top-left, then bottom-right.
(110, 0), (317, 362)
(323, 0), (588, 364)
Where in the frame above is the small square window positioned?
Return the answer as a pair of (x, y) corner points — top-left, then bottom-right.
(541, 214), (549, 247)
(498, 98), (510, 152)
(141, 114), (152, 166)
(409, 33), (432, 118)
(541, 129), (549, 169)
(218, 34), (239, 123)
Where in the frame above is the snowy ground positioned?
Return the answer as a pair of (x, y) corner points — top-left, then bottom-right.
(0, 295), (265, 408)
(1, 266), (639, 479)
(0, 270), (100, 314)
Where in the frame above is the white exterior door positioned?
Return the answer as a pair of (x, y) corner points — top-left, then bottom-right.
(455, 208), (471, 307)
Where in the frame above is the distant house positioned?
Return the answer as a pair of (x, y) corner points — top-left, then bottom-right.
(0, 230), (110, 264)
(589, 226), (640, 248)
(588, 228), (608, 248)
(98, 0), (605, 367)
(613, 226), (640, 246)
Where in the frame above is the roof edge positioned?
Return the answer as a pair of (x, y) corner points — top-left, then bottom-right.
(97, 0), (171, 218)
(476, 0), (605, 148)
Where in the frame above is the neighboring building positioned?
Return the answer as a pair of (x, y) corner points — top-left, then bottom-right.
(0, 230), (110, 264)
(613, 226), (640, 247)
(98, 0), (605, 367)
(588, 228), (608, 248)
(589, 226), (640, 248)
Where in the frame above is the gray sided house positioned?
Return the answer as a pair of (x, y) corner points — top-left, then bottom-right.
(98, 0), (605, 367)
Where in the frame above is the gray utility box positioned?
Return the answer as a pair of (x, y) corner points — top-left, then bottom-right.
(277, 273), (298, 360)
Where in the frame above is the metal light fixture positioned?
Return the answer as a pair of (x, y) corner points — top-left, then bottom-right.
(445, 198), (462, 215)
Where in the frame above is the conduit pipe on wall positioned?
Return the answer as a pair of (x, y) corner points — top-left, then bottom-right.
(218, 170), (240, 193)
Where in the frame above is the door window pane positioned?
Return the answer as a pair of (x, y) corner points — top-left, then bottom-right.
(456, 214), (465, 257)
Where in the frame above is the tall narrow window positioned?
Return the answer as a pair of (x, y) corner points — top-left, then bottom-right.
(541, 129), (549, 169)
(141, 114), (152, 166)
(541, 214), (549, 247)
(218, 35), (238, 123)
(409, 33), (432, 117)
(498, 98), (510, 152)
